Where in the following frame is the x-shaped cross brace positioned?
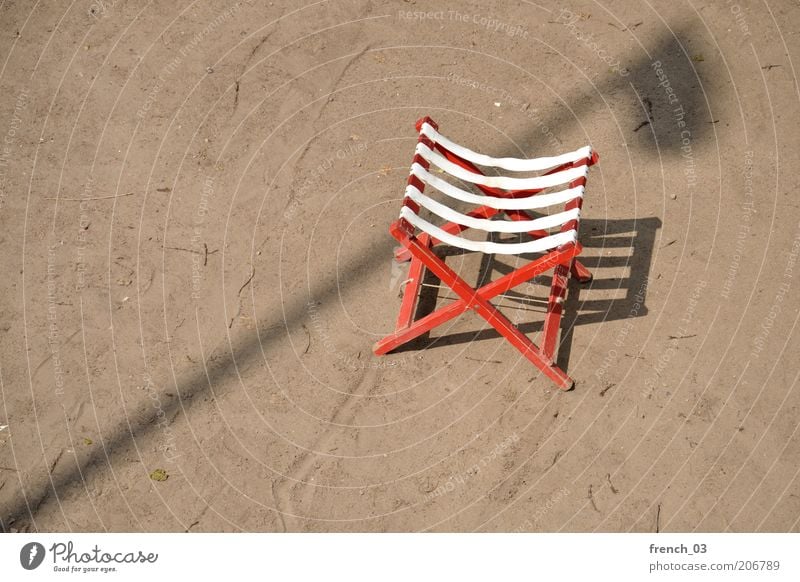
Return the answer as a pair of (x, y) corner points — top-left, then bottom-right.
(374, 221), (583, 390)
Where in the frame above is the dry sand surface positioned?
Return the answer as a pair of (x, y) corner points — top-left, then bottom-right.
(1, 0), (799, 532)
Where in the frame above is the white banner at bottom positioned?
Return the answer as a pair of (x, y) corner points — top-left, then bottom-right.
(1, 533), (797, 581)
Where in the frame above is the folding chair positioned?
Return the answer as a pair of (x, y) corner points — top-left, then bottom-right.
(373, 117), (599, 390)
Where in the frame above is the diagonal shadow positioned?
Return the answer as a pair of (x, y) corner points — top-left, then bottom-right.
(499, 22), (714, 160)
(2, 22), (709, 530)
(1, 235), (398, 532)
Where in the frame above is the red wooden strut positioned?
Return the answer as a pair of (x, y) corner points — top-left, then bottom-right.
(374, 116), (598, 390)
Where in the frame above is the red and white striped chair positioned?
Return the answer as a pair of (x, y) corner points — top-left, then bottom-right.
(374, 117), (599, 390)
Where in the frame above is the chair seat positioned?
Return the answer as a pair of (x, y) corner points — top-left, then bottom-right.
(398, 120), (594, 255)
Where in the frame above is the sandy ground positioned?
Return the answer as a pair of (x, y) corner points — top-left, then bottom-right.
(1, 0), (799, 533)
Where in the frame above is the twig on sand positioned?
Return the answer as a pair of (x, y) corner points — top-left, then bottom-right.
(606, 473), (619, 494)
(46, 192), (135, 201)
(238, 266), (256, 297)
(228, 266), (256, 329)
(302, 324), (311, 354)
(588, 484), (599, 512)
(164, 245), (217, 262)
(32, 329), (81, 380)
(465, 356), (502, 364)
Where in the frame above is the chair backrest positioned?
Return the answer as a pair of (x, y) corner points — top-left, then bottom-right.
(399, 117), (595, 255)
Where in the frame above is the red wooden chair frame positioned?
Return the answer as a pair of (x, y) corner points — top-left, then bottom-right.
(374, 117), (599, 390)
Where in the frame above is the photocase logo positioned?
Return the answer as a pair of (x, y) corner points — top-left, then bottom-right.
(20, 542), (46, 570)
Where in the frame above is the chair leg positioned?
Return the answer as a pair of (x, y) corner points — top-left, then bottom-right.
(395, 236), (429, 330)
(471, 295), (574, 390)
(374, 296), (470, 355)
(541, 262), (571, 363)
(571, 259), (593, 283)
